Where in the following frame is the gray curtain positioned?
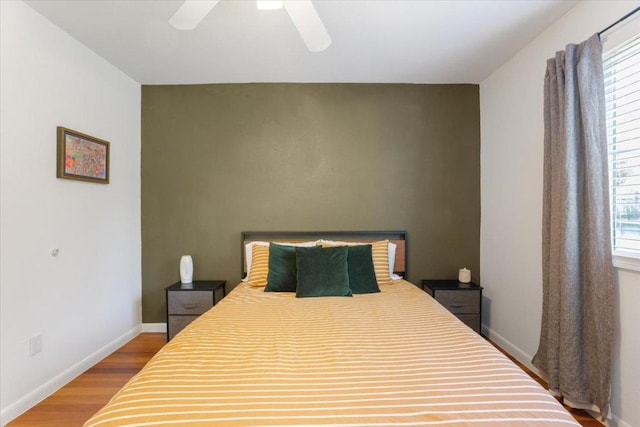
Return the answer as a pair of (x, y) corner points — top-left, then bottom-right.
(532, 34), (614, 418)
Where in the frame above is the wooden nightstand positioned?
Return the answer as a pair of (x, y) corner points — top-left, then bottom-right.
(421, 279), (483, 334)
(165, 280), (226, 340)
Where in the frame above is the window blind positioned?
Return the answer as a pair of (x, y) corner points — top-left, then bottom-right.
(604, 33), (640, 256)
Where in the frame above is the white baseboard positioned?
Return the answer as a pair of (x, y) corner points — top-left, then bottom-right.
(609, 414), (632, 427)
(0, 324), (141, 426)
(481, 323), (542, 376)
(141, 323), (166, 333)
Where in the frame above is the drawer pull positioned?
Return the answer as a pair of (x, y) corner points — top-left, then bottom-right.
(449, 304), (464, 308)
(181, 303), (198, 310)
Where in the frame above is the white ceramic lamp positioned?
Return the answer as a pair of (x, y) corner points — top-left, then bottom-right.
(180, 255), (193, 284)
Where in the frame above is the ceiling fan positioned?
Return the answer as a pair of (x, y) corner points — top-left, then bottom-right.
(169, 0), (332, 52)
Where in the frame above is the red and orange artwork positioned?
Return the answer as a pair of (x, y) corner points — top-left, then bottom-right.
(64, 135), (107, 179)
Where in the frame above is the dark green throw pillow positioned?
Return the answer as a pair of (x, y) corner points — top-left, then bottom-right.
(265, 243), (297, 292)
(295, 246), (352, 298)
(347, 245), (380, 294)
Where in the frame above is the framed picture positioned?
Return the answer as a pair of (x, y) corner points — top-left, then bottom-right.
(57, 127), (109, 184)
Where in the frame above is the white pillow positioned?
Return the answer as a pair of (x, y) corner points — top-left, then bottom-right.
(388, 242), (402, 280)
(243, 240), (317, 280)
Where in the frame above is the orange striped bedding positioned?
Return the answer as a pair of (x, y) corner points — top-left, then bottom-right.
(85, 280), (579, 426)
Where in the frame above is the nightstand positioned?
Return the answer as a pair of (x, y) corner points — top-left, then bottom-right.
(421, 279), (483, 334)
(165, 280), (226, 340)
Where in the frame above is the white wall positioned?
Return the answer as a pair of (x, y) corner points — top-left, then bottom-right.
(480, 2), (640, 427)
(0, 1), (141, 423)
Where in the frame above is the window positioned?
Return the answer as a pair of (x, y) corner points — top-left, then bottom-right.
(604, 33), (640, 265)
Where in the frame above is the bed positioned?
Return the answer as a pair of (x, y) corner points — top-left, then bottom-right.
(84, 231), (579, 426)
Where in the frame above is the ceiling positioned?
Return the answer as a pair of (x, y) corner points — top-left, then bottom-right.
(25, 0), (578, 85)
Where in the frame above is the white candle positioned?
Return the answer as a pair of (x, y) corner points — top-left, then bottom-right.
(458, 268), (471, 283)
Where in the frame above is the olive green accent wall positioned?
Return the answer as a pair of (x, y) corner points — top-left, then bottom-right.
(142, 83), (480, 323)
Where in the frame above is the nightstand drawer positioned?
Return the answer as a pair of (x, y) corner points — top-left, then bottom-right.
(421, 280), (483, 336)
(456, 314), (481, 334)
(434, 290), (480, 314)
(165, 280), (226, 341)
(168, 291), (213, 315)
(168, 315), (199, 340)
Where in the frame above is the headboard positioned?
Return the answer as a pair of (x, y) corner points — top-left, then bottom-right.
(241, 230), (408, 278)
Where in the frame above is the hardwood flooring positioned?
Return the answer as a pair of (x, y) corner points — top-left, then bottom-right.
(7, 333), (166, 427)
(8, 333), (602, 426)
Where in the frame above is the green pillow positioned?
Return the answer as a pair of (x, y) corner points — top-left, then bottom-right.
(265, 243), (297, 292)
(295, 246), (352, 298)
(347, 245), (380, 294)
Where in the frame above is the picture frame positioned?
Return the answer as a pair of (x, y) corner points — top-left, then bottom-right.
(57, 126), (110, 184)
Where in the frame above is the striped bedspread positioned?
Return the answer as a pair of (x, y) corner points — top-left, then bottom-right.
(85, 280), (579, 426)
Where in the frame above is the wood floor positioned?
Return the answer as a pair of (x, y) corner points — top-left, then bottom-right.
(8, 333), (166, 427)
(8, 333), (603, 426)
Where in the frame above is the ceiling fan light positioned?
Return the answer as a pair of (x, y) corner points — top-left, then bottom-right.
(169, 0), (220, 30)
(257, 1), (283, 10)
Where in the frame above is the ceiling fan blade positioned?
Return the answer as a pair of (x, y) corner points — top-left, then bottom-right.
(284, 0), (331, 52)
(169, 0), (220, 30)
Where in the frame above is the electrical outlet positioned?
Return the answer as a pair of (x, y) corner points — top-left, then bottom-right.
(29, 335), (42, 356)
